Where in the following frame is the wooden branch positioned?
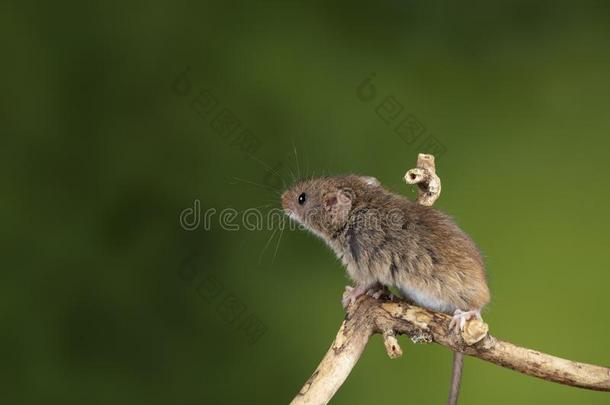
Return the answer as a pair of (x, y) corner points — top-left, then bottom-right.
(404, 153), (441, 206)
(290, 153), (610, 404)
(291, 296), (610, 404)
(290, 299), (375, 404)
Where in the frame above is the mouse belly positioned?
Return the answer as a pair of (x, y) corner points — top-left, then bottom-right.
(372, 265), (458, 313)
(396, 274), (458, 314)
(397, 282), (456, 314)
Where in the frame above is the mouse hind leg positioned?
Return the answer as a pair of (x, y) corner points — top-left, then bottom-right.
(449, 309), (482, 332)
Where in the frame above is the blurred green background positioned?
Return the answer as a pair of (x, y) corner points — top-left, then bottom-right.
(3, 1), (610, 404)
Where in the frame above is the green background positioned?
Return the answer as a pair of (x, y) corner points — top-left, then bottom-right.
(3, 1), (610, 404)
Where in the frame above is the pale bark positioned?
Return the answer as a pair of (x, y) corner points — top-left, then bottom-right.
(404, 153), (441, 206)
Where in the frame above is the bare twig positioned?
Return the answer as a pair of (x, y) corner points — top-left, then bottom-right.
(404, 153), (441, 206)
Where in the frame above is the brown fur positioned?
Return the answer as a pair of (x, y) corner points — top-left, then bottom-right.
(281, 175), (490, 314)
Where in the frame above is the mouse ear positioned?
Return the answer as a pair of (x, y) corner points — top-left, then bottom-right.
(324, 189), (352, 225)
(361, 176), (380, 187)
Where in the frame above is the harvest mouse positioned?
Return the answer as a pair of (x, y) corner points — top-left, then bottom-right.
(281, 175), (490, 405)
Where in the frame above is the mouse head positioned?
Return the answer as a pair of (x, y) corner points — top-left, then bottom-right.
(281, 175), (380, 239)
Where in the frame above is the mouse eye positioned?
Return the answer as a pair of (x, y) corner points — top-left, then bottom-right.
(298, 192), (307, 205)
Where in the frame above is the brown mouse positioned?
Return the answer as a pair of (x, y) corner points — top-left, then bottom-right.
(281, 174), (490, 405)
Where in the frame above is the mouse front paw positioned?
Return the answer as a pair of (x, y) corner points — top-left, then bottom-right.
(366, 285), (394, 300)
(342, 284), (394, 309)
(341, 284), (368, 309)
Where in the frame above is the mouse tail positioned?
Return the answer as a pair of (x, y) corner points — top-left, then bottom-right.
(447, 351), (464, 405)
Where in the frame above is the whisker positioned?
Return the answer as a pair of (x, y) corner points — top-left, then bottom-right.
(305, 150), (311, 180)
(292, 138), (301, 180)
(232, 203), (272, 215)
(272, 225), (285, 263)
(287, 165), (297, 184)
(259, 227), (278, 264)
(244, 152), (287, 189)
(231, 177), (280, 194)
